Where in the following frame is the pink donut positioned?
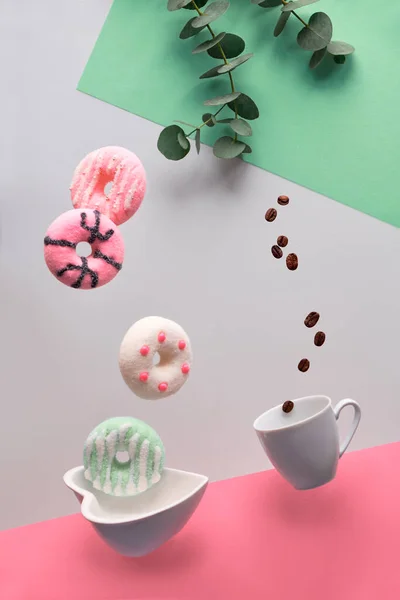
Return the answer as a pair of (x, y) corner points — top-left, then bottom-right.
(70, 146), (146, 226)
(44, 209), (124, 289)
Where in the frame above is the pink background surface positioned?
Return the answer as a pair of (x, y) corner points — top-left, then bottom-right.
(1, 443), (400, 600)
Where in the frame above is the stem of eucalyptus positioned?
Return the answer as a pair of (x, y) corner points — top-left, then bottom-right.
(191, 0), (239, 140)
(281, 0), (308, 27)
(185, 104), (226, 138)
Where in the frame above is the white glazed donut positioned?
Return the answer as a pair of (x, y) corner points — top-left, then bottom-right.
(119, 316), (192, 400)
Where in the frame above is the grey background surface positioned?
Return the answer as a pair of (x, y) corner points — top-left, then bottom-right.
(1, 0), (399, 530)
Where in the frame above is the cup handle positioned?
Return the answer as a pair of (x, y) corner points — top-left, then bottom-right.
(333, 399), (361, 458)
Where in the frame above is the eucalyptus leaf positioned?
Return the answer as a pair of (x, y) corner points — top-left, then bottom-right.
(207, 33), (245, 59)
(281, 0), (319, 12)
(157, 125), (190, 161)
(195, 129), (201, 154)
(229, 118), (252, 136)
(192, 32), (226, 54)
(228, 93), (259, 120)
(192, 0), (229, 28)
(274, 11), (290, 37)
(217, 53), (253, 74)
(333, 55), (346, 64)
(257, 0), (282, 6)
(202, 113), (217, 126)
(183, 0), (208, 8)
(180, 17), (206, 39)
(204, 91), (241, 106)
(177, 132), (190, 150)
(168, 0), (192, 11)
(327, 41), (355, 56)
(242, 143), (252, 154)
(199, 64), (225, 79)
(309, 46), (326, 69)
(297, 12), (332, 51)
(213, 136), (246, 159)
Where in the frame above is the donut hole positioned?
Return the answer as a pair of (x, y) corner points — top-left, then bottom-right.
(115, 450), (130, 464)
(104, 181), (113, 198)
(76, 241), (92, 258)
(152, 352), (161, 366)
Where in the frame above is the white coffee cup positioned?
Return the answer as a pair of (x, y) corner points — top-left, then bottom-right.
(253, 395), (361, 490)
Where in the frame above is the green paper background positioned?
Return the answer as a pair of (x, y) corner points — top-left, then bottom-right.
(78, 0), (400, 227)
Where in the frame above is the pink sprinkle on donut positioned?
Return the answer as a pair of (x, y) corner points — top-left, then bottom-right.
(139, 371), (149, 382)
(181, 363), (190, 374)
(158, 382), (168, 392)
(140, 345), (150, 356)
(158, 332), (166, 343)
(178, 340), (186, 350)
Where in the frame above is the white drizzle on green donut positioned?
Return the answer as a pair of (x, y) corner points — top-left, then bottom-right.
(103, 429), (118, 495)
(93, 436), (105, 490)
(152, 446), (163, 485)
(83, 417), (165, 497)
(126, 433), (141, 495)
(138, 439), (150, 493)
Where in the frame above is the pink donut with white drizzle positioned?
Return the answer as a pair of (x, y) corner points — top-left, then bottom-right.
(119, 317), (193, 400)
(44, 209), (124, 289)
(70, 146), (146, 226)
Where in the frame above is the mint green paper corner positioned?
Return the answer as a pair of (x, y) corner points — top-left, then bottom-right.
(78, 0), (400, 228)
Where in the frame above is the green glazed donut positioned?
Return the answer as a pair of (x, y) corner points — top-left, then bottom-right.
(83, 416), (165, 497)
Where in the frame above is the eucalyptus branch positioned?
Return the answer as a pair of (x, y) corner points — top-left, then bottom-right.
(252, 0), (355, 69)
(158, 0), (259, 161)
(192, 0), (238, 137)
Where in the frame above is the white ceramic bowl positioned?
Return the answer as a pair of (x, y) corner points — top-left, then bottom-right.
(63, 466), (208, 557)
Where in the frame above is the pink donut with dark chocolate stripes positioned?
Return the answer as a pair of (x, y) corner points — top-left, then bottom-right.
(44, 209), (124, 289)
(70, 146), (146, 226)
(119, 317), (193, 400)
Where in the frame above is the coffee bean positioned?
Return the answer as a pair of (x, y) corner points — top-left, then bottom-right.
(271, 245), (283, 259)
(286, 253), (298, 271)
(304, 311), (320, 328)
(298, 358), (310, 373)
(277, 195), (289, 206)
(282, 400), (294, 413)
(265, 208), (277, 222)
(277, 235), (288, 248)
(314, 331), (326, 347)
